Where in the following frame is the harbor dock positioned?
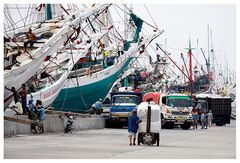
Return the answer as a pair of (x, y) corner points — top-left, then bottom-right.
(4, 120), (236, 159)
(4, 110), (105, 137)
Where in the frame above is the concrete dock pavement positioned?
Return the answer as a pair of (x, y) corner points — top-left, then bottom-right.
(4, 120), (236, 159)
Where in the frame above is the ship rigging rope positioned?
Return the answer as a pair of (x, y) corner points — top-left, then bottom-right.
(60, 79), (70, 111)
(90, 12), (124, 42)
(113, 5), (124, 22)
(5, 5), (17, 29)
(130, 36), (154, 66)
(4, 14), (14, 32)
(112, 5), (125, 41)
(76, 6), (109, 36)
(68, 30), (110, 111)
(156, 42), (205, 69)
(39, 23), (84, 72)
(143, 4), (158, 30)
(4, 7), (17, 31)
(59, 30), (88, 111)
(157, 43), (191, 81)
(70, 4), (123, 43)
(107, 10), (122, 44)
(4, 5), (38, 33)
(96, 17), (124, 42)
(24, 4), (31, 26)
(114, 4), (158, 30)
(32, 29), (78, 78)
(15, 4), (24, 27)
(151, 39), (218, 78)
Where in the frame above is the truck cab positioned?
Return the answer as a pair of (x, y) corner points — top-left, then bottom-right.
(142, 92), (193, 130)
(109, 92), (142, 126)
(160, 94), (193, 129)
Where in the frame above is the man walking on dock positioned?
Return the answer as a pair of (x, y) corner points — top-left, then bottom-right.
(201, 112), (208, 129)
(208, 110), (213, 127)
(128, 109), (140, 146)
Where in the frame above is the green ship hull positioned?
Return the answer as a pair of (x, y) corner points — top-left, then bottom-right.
(52, 57), (133, 113)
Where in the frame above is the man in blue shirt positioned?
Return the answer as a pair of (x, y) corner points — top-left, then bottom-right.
(36, 100), (45, 122)
(94, 99), (103, 114)
(128, 109), (140, 146)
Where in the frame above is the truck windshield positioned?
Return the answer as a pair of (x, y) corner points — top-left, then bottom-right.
(166, 97), (192, 107)
(113, 96), (139, 104)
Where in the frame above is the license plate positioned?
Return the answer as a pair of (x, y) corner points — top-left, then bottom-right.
(175, 120), (184, 124)
(176, 116), (184, 120)
(120, 118), (126, 122)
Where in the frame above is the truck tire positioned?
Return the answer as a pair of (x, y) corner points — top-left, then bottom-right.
(164, 122), (174, 129)
(180, 122), (192, 130)
(216, 118), (225, 126)
(216, 122), (222, 126)
(156, 133), (159, 146)
(138, 133), (141, 145)
(105, 119), (111, 128)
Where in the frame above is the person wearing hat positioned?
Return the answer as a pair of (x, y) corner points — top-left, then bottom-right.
(36, 100), (45, 122)
(94, 99), (103, 115)
(128, 109), (141, 146)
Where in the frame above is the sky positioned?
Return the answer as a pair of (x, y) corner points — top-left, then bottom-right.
(2, 2), (236, 77)
(131, 4), (236, 77)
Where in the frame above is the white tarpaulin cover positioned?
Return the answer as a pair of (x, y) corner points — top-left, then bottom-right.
(137, 102), (161, 133)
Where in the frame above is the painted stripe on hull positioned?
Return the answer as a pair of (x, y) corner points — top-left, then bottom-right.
(52, 58), (132, 113)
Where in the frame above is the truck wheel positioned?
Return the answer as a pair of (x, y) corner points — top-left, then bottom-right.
(105, 119), (111, 128)
(165, 122), (174, 129)
(138, 134), (141, 145)
(216, 122), (223, 126)
(180, 122), (192, 130)
(156, 134), (159, 146)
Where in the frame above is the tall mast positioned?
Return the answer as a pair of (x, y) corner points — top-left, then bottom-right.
(185, 38), (194, 84)
(196, 38), (198, 63)
(194, 38), (199, 79)
(189, 40), (193, 84)
(225, 52), (229, 84)
(207, 25), (210, 72)
(124, 4), (127, 41)
(165, 38), (167, 53)
(210, 28), (215, 76)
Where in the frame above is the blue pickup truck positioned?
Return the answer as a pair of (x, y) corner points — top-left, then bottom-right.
(109, 92), (142, 127)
